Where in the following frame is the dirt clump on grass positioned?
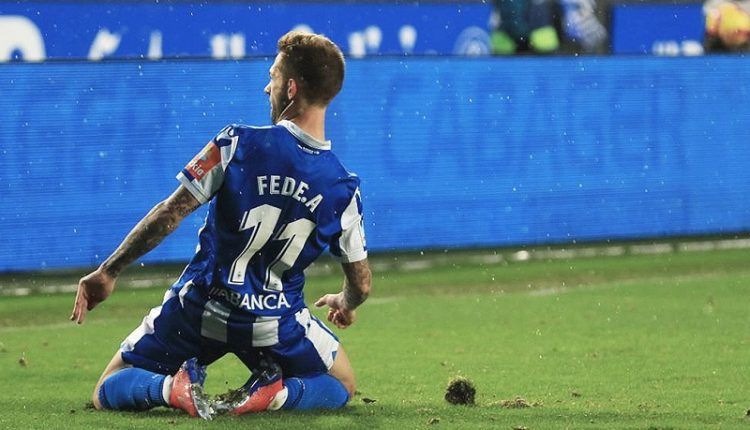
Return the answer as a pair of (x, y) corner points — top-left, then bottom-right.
(444, 376), (476, 405)
(495, 397), (542, 409)
(213, 388), (246, 404)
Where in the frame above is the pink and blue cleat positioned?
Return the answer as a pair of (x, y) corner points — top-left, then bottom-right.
(169, 358), (213, 420)
(218, 361), (284, 415)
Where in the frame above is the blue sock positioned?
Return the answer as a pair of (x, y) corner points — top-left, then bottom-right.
(281, 374), (349, 410)
(98, 368), (168, 410)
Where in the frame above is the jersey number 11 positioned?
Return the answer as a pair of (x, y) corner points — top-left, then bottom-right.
(228, 204), (315, 291)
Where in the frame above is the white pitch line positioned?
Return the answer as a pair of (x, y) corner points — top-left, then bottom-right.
(0, 320), (109, 333)
(364, 297), (400, 305)
(525, 269), (750, 297)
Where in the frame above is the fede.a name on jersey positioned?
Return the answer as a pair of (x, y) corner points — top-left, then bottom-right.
(257, 175), (323, 213)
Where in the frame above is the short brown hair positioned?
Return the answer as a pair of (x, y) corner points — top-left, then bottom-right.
(277, 31), (345, 106)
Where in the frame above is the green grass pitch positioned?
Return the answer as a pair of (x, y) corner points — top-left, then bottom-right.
(1, 247), (749, 429)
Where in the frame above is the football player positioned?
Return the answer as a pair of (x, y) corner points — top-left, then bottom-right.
(71, 31), (371, 419)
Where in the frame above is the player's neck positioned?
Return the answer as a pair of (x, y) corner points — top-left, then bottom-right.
(290, 105), (327, 142)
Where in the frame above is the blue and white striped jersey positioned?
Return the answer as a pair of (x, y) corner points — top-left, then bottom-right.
(172, 121), (367, 317)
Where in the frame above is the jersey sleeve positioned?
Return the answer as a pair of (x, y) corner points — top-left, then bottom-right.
(329, 187), (368, 263)
(176, 125), (239, 204)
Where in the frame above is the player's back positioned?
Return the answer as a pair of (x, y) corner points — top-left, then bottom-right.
(176, 120), (364, 318)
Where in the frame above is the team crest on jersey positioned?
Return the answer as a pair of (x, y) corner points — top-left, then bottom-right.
(186, 142), (221, 180)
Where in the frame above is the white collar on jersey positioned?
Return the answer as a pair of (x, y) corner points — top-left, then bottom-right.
(278, 120), (331, 151)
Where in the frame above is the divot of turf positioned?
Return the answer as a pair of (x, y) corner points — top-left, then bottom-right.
(213, 387), (246, 406)
(444, 377), (475, 405)
(495, 397), (542, 409)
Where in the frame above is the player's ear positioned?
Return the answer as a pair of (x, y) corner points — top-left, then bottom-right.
(287, 78), (297, 100)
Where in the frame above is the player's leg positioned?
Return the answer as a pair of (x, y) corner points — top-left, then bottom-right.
(95, 327), (217, 416)
(91, 351), (128, 409)
(228, 308), (352, 414)
(93, 287), (221, 418)
(327, 345), (356, 398)
(273, 345), (353, 411)
(93, 349), (179, 413)
(95, 355), (212, 417)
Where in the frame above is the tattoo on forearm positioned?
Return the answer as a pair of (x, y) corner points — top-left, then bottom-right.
(342, 261), (371, 310)
(102, 189), (198, 277)
(343, 284), (367, 310)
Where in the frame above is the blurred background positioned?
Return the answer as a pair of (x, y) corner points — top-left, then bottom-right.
(0, 0), (748, 275)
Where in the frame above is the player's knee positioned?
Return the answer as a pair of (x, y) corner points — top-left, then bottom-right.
(329, 372), (355, 400)
(91, 383), (104, 410)
(341, 378), (356, 400)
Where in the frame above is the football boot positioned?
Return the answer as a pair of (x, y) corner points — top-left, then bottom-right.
(169, 357), (213, 420)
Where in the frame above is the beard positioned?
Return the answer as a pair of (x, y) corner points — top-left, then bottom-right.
(270, 85), (291, 124)
(270, 96), (289, 124)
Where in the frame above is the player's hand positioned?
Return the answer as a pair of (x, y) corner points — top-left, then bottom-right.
(314, 293), (357, 329)
(70, 267), (116, 324)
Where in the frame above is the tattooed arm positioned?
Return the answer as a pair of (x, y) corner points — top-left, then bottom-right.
(314, 259), (372, 329)
(70, 186), (201, 324)
(341, 260), (372, 310)
(100, 186), (200, 277)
